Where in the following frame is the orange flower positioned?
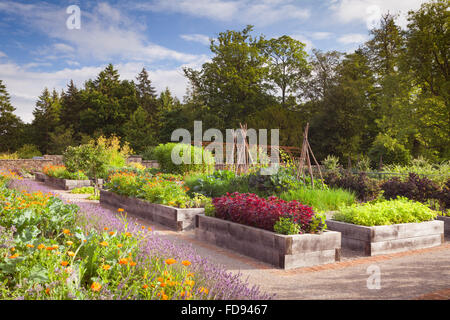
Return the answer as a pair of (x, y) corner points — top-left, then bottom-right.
(118, 258), (128, 265)
(165, 258), (177, 265)
(103, 227), (109, 231)
(141, 226), (145, 230)
(10, 247), (15, 252)
(99, 241), (108, 247)
(63, 229), (70, 234)
(129, 261), (137, 267)
(142, 284), (148, 289)
(26, 244), (34, 248)
(9, 253), (19, 259)
(61, 261), (69, 266)
(102, 264), (111, 271)
(109, 231), (115, 236)
(125, 232), (131, 237)
(45, 288), (50, 295)
(181, 260), (191, 266)
(199, 287), (209, 294)
(147, 227), (152, 231)
(46, 246), (54, 251)
(91, 282), (102, 292)
(117, 208), (124, 212)
(162, 294), (168, 300)
(117, 244), (123, 248)
(37, 244), (45, 250)
(64, 267), (73, 274)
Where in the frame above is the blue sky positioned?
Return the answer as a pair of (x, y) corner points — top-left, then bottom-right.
(0, 0), (428, 122)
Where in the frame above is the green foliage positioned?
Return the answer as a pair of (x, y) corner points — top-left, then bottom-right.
(153, 143), (214, 175)
(369, 133), (411, 166)
(280, 188), (357, 213)
(273, 217), (301, 235)
(322, 155), (340, 171)
(142, 146), (156, 160)
(17, 144), (42, 159)
(333, 197), (438, 226)
(0, 80), (23, 153)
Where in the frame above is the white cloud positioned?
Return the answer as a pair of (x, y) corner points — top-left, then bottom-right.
(337, 33), (368, 44)
(0, 51), (7, 58)
(311, 32), (333, 40)
(135, 0), (310, 26)
(329, 0), (429, 29)
(0, 1), (204, 65)
(180, 34), (211, 45)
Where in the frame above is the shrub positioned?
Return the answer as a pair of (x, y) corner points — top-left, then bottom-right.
(142, 146), (156, 160)
(323, 172), (380, 202)
(17, 144), (42, 159)
(333, 197), (438, 226)
(381, 173), (441, 204)
(153, 143), (214, 175)
(43, 165), (88, 180)
(274, 217), (300, 235)
(322, 155), (340, 171)
(280, 187), (356, 213)
(368, 133), (411, 166)
(70, 187), (95, 195)
(212, 192), (324, 234)
(95, 135), (132, 168)
(0, 152), (18, 160)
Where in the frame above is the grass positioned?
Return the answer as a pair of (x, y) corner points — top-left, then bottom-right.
(70, 187), (95, 195)
(280, 187), (357, 213)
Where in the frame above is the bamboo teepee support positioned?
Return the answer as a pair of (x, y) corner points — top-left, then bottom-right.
(297, 123), (324, 188)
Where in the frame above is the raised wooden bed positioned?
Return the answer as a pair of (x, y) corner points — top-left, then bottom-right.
(195, 215), (341, 269)
(100, 190), (204, 231)
(39, 174), (92, 190)
(325, 219), (444, 256)
(436, 216), (450, 236)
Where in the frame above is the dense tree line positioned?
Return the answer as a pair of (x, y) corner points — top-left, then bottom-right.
(0, 0), (448, 164)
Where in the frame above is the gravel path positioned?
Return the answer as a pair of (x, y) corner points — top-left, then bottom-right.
(18, 180), (450, 300)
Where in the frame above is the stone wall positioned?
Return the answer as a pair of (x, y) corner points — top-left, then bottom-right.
(0, 154), (64, 172)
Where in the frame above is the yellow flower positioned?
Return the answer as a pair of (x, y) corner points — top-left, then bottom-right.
(66, 241), (73, 246)
(37, 244), (45, 250)
(125, 232), (131, 237)
(67, 251), (75, 257)
(181, 260), (191, 266)
(102, 264), (111, 270)
(91, 282), (102, 292)
(99, 241), (108, 247)
(165, 258), (177, 265)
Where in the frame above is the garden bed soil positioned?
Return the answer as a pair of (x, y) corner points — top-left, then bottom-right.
(100, 189), (204, 231)
(436, 216), (450, 236)
(195, 215), (341, 269)
(325, 219), (444, 256)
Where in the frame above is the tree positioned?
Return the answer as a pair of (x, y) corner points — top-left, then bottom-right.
(262, 35), (311, 106)
(0, 80), (22, 152)
(184, 25), (275, 130)
(31, 88), (61, 154)
(124, 106), (155, 153)
(136, 67), (158, 116)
